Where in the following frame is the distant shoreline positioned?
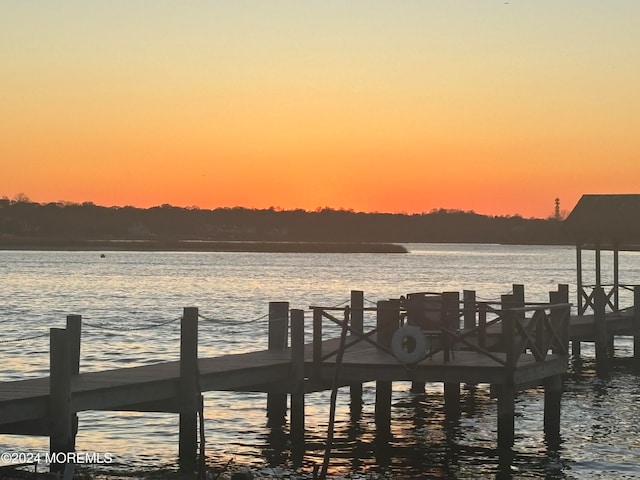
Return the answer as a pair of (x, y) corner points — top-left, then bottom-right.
(0, 238), (408, 253)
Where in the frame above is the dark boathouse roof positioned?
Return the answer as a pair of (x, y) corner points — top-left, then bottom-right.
(565, 194), (640, 249)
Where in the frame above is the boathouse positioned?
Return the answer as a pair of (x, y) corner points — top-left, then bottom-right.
(565, 194), (640, 314)
(564, 194), (640, 365)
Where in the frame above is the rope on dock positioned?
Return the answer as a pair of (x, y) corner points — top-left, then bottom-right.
(82, 315), (181, 332)
(363, 296), (378, 306)
(197, 312), (271, 325)
(1, 315), (182, 344)
(0, 330), (50, 343)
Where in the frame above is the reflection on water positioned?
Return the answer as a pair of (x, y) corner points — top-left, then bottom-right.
(1, 246), (640, 478)
(248, 382), (571, 479)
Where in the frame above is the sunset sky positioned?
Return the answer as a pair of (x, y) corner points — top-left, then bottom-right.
(2, 2), (639, 218)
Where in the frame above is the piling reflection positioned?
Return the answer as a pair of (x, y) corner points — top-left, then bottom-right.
(255, 382), (576, 479)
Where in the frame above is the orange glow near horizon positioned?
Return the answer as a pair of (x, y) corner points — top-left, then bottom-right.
(2, 2), (640, 219)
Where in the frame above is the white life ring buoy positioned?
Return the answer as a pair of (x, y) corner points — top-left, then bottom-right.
(391, 325), (427, 364)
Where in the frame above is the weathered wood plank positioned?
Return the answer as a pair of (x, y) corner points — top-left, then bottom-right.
(0, 337), (567, 426)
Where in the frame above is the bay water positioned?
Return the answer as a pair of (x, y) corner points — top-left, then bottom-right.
(1, 244), (640, 478)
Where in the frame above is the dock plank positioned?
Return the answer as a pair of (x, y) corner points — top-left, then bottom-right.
(0, 336), (567, 425)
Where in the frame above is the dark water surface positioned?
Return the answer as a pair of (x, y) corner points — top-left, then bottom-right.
(1, 244), (639, 478)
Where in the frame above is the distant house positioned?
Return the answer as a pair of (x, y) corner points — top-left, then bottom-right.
(564, 194), (640, 314)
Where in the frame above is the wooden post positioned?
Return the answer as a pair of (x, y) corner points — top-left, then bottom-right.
(49, 328), (73, 473)
(267, 302), (289, 426)
(575, 245), (584, 356)
(463, 290), (476, 330)
(478, 302), (487, 350)
(595, 245), (602, 290)
(442, 291), (460, 363)
(557, 284), (569, 303)
(549, 290), (568, 355)
(375, 300), (399, 435)
(501, 295), (517, 370)
(290, 309), (305, 461)
(634, 286), (640, 369)
(572, 338), (581, 359)
(558, 285), (570, 354)
(613, 246), (620, 311)
(443, 292), (460, 416)
(496, 384), (515, 449)
(269, 301), (289, 350)
(543, 374), (562, 444)
(594, 287), (609, 375)
(444, 383), (460, 420)
(65, 315), (81, 449)
(66, 315), (81, 375)
(350, 290), (364, 415)
(312, 307), (323, 380)
(576, 244), (584, 314)
(179, 307), (199, 472)
(512, 284), (525, 308)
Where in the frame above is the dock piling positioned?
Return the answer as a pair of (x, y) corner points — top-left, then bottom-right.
(634, 286), (640, 369)
(496, 384), (515, 449)
(267, 302), (289, 426)
(49, 327), (73, 473)
(66, 315), (82, 375)
(179, 307), (199, 473)
(312, 307), (323, 380)
(543, 374), (562, 443)
(443, 291), (461, 416)
(593, 287), (609, 374)
(463, 290), (476, 330)
(66, 315), (81, 447)
(349, 290), (364, 416)
(375, 300), (399, 434)
(290, 309), (305, 463)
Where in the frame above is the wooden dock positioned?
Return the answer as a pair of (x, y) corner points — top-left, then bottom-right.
(2, 284), (638, 476)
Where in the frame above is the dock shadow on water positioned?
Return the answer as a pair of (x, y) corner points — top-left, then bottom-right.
(248, 382), (571, 479)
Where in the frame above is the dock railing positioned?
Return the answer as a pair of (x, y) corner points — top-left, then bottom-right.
(308, 286), (571, 370)
(579, 282), (636, 314)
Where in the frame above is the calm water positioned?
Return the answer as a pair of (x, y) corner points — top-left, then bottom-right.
(1, 244), (640, 479)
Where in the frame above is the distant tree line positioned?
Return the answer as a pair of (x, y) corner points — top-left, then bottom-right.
(0, 197), (573, 245)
